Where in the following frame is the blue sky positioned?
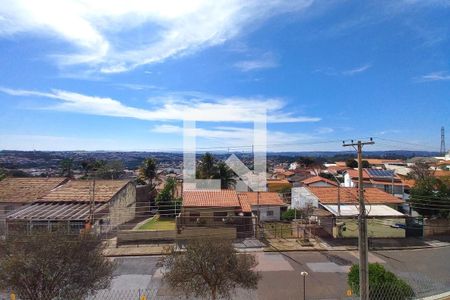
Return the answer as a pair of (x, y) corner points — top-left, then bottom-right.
(0, 0), (449, 152)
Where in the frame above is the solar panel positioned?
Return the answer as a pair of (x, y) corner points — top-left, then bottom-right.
(367, 169), (394, 178)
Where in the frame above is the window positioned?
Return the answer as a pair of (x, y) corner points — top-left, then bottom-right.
(213, 211), (228, 222)
(266, 210), (274, 217)
(189, 211), (200, 222)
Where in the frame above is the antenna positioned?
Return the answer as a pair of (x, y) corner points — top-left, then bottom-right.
(441, 126), (446, 155)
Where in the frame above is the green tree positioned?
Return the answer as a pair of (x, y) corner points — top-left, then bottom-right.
(345, 159), (369, 168)
(213, 162), (237, 189)
(0, 167), (6, 181)
(198, 152), (217, 179)
(156, 178), (180, 217)
(60, 158), (74, 178)
(163, 238), (260, 300)
(348, 263), (414, 300)
(0, 230), (115, 300)
(97, 160), (125, 179)
(410, 177), (450, 217)
(138, 157), (157, 185)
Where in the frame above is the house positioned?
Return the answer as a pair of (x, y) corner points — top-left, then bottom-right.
(180, 190), (287, 236)
(238, 192), (286, 221)
(343, 168), (407, 197)
(291, 186), (405, 238)
(301, 176), (338, 187)
(6, 179), (136, 233)
(0, 177), (68, 226)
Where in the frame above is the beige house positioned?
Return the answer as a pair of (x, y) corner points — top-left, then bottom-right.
(293, 186), (406, 238)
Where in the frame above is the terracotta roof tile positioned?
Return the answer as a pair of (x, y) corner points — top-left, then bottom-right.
(182, 190), (241, 208)
(238, 192), (285, 206)
(307, 187), (404, 205)
(0, 177), (68, 203)
(39, 180), (131, 203)
(302, 176), (338, 187)
(236, 193), (252, 213)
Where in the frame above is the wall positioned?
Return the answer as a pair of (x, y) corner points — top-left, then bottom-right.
(343, 173), (355, 187)
(252, 205), (281, 221)
(181, 207), (236, 226)
(291, 187), (319, 209)
(117, 227), (236, 244)
(424, 218), (450, 237)
(107, 182), (136, 228)
(336, 218), (406, 238)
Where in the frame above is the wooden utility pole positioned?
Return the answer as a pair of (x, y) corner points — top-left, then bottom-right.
(343, 139), (374, 300)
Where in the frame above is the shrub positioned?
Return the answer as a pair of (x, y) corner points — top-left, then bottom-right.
(348, 263), (414, 300)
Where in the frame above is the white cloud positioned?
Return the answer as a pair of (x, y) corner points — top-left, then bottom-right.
(315, 63), (372, 76)
(418, 71), (450, 82)
(234, 53), (279, 72)
(315, 127), (334, 134)
(152, 124), (314, 146)
(0, 87), (320, 123)
(0, 0), (313, 73)
(341, 64), (372, 76)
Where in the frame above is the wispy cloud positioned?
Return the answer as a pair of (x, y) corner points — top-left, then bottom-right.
(315, 63), (372, 76)
(234, 52), (278, 72)
(0, 1), (313, 73)
(341, 64), (372, 76)
(0, 87), (320, 123)
(418, 71), (450, 82)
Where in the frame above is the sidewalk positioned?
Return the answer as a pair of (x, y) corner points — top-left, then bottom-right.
(104, 236), (450, 257)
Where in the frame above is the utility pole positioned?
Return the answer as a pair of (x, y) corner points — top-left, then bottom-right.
(343, 138), (374, 300)
(89, 170), (97, 227)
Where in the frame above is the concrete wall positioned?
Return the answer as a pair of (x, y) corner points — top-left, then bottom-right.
(252, 205), (281, 221)
(424, 218), (450, 237)
(107, 182), (136, 228)
(336, 218), (406, 238)
(117, 227), (236, 244)
(291, 187), (319, 209)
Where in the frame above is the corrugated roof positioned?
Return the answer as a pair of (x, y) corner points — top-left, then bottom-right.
(239, 192), (285, 206)
(0, 177), (68, 203)
(183, 190), (241, 208)
(307, 187), (404, 205)
(6, 202), (108, 221)
(302, 176), (338, 187)
(323, 204), (405, 217)
(39, 180), (131, 203)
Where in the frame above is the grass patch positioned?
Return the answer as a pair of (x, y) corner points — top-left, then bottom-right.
(138, 217), (176, 230)
(263, 222), (294, 238)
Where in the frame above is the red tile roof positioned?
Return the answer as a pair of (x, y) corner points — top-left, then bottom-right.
(302, 176), (338, 187)
(0, 177), (68, 203)
(307, 187), (404, 205)
(238, 192), (285, 206)
(182, 190), (285, 212)
(39, 180), (131, 203)
(183, 190), (241, 208)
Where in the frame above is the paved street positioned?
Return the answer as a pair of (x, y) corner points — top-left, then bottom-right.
(109, 247), (450, 299)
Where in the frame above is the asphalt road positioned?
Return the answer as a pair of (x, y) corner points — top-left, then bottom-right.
(109, 247), (450, 300)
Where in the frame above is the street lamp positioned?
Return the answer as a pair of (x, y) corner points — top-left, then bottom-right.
(300, 271), (309, 300)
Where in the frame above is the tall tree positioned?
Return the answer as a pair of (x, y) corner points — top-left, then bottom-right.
(198, 152), (216, 179)
(0, 230), (115, 300)
(60, 158), (74, 178)
(163, 238), (260, 300)
(213, 162), (237, 189)
(139, 157), (157, 185)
